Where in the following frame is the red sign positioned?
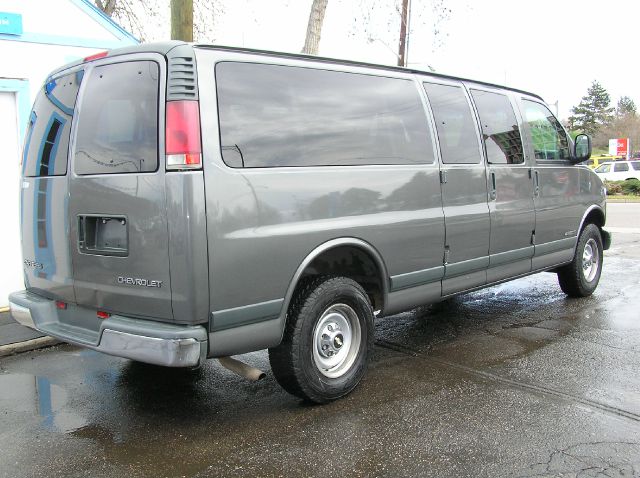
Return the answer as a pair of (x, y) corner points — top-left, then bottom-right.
(609, 138), (630, 157)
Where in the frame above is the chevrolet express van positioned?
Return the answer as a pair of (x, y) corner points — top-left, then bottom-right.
(10, 42), (611, 403)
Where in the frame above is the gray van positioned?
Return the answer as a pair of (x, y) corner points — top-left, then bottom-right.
(10, 42), (611, 403)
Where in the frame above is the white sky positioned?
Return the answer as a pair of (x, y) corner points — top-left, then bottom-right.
(148, 0), (639, 120)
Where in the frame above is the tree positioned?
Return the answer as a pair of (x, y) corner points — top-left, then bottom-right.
(353, 0), (451, 67)
(302, 0), (329, 55)
(567, 80), (615, 136)
(94, 0), (222, 43)
(171, 0), (193, 41)
(616, 96), (637, 118)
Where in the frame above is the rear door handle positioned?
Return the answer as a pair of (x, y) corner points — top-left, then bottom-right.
(533, 170), (540, 197)
(489, 171), (497, 200)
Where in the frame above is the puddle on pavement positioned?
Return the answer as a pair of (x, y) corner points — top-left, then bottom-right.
(0, 373), (88, 434)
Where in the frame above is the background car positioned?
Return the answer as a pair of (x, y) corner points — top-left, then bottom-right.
(594, 160), (640, 181)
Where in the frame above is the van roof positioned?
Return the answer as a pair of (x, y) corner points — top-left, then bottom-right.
(50, 41), (544, 102)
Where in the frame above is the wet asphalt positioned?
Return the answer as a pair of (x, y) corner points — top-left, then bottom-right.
(1, 204), (640, 478)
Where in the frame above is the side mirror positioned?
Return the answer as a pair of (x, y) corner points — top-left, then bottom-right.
(572, 134), (592, 163)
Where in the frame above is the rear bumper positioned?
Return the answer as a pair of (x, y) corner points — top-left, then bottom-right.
(8, 291), (208, 368)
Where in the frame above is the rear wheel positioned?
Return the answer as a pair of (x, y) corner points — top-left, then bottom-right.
(269, 276), (374, 403)
(557, 223), (603, 297)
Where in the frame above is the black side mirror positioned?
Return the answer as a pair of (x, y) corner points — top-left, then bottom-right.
(572, 134), (592, 163)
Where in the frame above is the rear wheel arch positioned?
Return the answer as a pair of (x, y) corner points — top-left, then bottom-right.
(277, 238), (389, 340)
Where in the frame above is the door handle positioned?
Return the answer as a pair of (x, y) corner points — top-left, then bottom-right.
(489, 171), (497, 200)
(533, 170), (540, 197)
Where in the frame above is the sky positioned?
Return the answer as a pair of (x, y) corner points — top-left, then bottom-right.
(141, 0), (639, 121)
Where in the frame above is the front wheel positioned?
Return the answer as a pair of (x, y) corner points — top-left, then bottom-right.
(269, 276), (374, 404)
(557, 223), (603, 297)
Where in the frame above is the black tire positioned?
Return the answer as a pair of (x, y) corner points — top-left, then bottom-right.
(268, 276), (374, 404)
(557, 223), (603, 297)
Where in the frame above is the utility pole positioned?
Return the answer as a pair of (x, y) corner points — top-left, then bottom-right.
(397, 0), (410, 67)
(171, 0), (193, 42)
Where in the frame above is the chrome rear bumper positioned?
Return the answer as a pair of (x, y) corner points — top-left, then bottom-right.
(9, 291), (207, 367)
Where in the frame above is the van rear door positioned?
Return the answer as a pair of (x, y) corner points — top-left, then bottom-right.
(68, 56), (173, 320)
(20, 69), (82, 303)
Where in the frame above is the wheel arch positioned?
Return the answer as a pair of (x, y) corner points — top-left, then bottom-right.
(276, 238), (390, 341)
(577, 205), (605, 233)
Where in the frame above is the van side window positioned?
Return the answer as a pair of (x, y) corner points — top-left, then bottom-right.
(422, 82), (482, 164)
(216, 62), (434, 168)
(522, 100), (569, 161)
(74, 61), (159, 175)
(470, 90), (524, 165)
(22, 71), (83, 177)
(614, 162), (629, 172)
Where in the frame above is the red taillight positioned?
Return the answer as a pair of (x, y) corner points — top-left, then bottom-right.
(55, 301), (67, 310)
(166, 100), (202, 169)
(84, 51), (108, 62)
(97, 311), (111, 319)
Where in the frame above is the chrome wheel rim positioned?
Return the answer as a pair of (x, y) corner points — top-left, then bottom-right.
(582, 238), (599, 282)
(312, 303), (361, 378)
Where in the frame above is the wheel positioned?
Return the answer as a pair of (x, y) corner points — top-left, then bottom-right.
(557, 223), (603, 297)
(269, 276), (374, 403)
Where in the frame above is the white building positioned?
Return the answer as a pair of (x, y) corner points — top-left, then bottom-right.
(0, 0), (138, 306)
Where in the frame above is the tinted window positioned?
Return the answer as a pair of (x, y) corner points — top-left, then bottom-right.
(632, 161), (640, 171)
(470, 90), (523, 165)
(522, 100), (569, 161)
(23, 71), (83, 177)
(74, 61), (159, 175)
(423, 82), (481, 164)
(216, 62), (433, 168)
(614, 162), (629, 172)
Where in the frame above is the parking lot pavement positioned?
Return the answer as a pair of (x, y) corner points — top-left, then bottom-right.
(1, 219), (639, 477)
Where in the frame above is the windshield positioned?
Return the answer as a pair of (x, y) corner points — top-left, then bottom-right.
(595, 164), (611, 173)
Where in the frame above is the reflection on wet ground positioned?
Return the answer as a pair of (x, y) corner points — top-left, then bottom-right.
(1, 253), (639, 477)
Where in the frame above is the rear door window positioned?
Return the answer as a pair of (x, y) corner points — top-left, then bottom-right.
(74, 61), (159, 175)
(470, 89), (524, 165)
(423, 82), (482, 164)
(632, 161), (640, 171)
(23, 70), (83, 177)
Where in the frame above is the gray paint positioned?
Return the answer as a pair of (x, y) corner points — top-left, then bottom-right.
(208, 317), (282, 357)
(68, 53), (173, 321)
(14, 44), (610, 365)
(165, 171), (210, 323)
(385, 281), (441, 316)
(390, 266), (444, 291)
(211, 298), (284, 332)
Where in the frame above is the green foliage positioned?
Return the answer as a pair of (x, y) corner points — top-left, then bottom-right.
(568, 80), (615, 136)
(604, 180), (623, 195)
(622, 179), (640, 195)
(604, 180), (640, 196)
(616, 96), (637, 118)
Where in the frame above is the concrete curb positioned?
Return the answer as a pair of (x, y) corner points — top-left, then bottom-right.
(0, 336), (60, 357)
